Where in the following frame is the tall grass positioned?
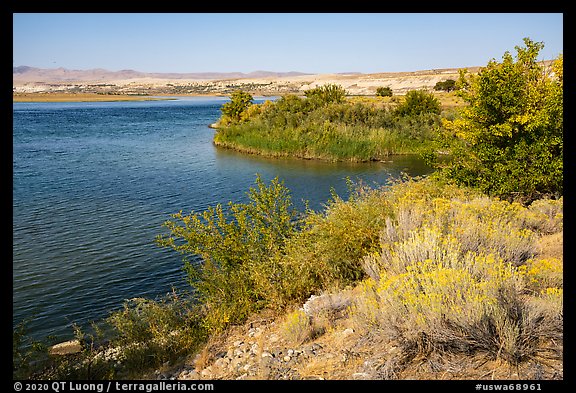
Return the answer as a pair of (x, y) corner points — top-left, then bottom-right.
(214, 94), (444, 162)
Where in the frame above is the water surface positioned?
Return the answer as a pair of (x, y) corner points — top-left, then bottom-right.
(13, 97), (434, 341)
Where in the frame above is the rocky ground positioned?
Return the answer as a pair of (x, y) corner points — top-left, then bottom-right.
(152, 297), (562, 381)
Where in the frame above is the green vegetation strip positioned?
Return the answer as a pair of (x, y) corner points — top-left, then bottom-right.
(213, 86), (447, 162)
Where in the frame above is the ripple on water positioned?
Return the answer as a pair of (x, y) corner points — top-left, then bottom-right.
(13, 98), (434, 342)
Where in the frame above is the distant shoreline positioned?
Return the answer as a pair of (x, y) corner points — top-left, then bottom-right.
(12, 92), (280, 103)
(12, 92), (178, 103)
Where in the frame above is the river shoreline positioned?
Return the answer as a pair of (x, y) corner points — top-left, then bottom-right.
(12, 92), (175, 102)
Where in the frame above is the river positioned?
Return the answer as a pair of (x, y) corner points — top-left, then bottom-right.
(12, 97), (434, 342)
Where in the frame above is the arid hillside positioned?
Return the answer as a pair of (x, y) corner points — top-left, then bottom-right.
(13, 65), (483, 96)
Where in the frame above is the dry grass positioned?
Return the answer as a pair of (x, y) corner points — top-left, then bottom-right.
(280, 309), (315, 346)
(536, 231), (563, 260)
(347, 91), (466, 110)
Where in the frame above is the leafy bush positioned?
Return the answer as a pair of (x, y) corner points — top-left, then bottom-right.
(394, 90), (441, 117)
(281, 183), (394, 293)
(441, 38), (563, 203)
(376, 86), (393, 97)
(304, 84), (347, 108)
(156, 175), (301, 331)
(104, 294), (206, 377)
(13, 320), (49, 379)
(214, 96), (443, 162)
(434, 79), (456, 92)
(220, 90), (254, 123)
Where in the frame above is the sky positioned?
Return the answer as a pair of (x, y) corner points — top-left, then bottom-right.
(12, 13), (563, 74)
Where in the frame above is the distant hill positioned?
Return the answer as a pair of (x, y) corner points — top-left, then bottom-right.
(12, 61), (555, 97)
(12, 66), (312, 83)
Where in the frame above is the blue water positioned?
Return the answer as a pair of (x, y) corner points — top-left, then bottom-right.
(13, 97), (434, 342)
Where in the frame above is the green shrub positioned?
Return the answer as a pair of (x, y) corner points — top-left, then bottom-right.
(376, 86), (393, 97)
(220, 90), (254, 123)
(394, 90), (441, 117)
(214, 98), (443, 162)
(434, 79), (456, 92)
(102, 294), (206, 377)
(441, 38), (563, 203)
(156, 175), (300, 331)
(281, 182), (395, 293)
(13, 320), (49, 379)
(304, 84), (347, 108)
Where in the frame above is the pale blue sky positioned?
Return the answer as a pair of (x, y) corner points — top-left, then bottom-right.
(13, 13), (563, 74)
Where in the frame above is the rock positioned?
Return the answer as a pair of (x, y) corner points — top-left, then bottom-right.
(48, 339), (83, 355)
(200, 366), (212, 378)
(213, 357), (229, 369)
(229, 357), (244, 372)
(283, 355), (291, 362)
(352, 372), (373, 380)
(341, 328), (354, 337)
(258, 363), (273, 379)
(269, 333), (280, 343)
(248, 327), (262, 337)
(302, 293), (352, 319)
(179, 369), (200, 380)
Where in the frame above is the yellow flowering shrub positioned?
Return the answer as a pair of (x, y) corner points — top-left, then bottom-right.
(350, 178), (562, 364)
(522, 257), (563, 292)
(281, 309), (314, 345)
(349, 278), (382, 331)
(526, 197), (563, 234)
(540, 287), (563, 313)
(376, 255), (521, 332)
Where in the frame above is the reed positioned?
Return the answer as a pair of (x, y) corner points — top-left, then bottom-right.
(213, 94), (444, 162)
